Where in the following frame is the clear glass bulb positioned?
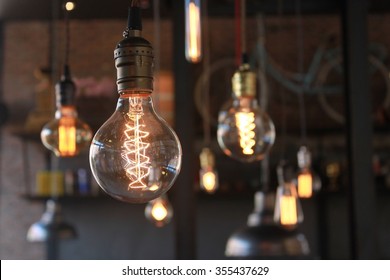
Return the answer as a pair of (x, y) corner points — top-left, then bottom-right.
(217, 97), (275, 162)
(185, 0), (202, 63)
(145, 194), (173, 227)
(41, 106), (92, 157)
(297, 168), (322, 198)
(89, 94), (182, 203)
(274, 182), (304, 230)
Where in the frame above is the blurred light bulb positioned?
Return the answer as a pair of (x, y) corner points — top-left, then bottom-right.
(217, 64), (275, 162)
(145, 194), (173, 227)
(41, 66), (92, 157)
(296, 146), (321, 198)
(199, 147), (219, 194)
(185, 0), (202, 63)
(89, 7), (182, 204)
(65, 1), (75, 11)
(274, 182), (304, 229)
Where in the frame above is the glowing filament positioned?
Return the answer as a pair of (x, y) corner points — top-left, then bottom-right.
(122, 97), (150, 189)
(186, 1), (201, 62)
(151, 201), (168, 222)
(58, 116), (76, 156)
(280, 196), (298, 226)
(235, 112), (256, 155)
(298, 172), (313, 198)
(201, 171), (217, 193)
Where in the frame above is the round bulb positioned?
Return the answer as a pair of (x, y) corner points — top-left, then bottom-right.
(145, 195), (173, 227)
(41, 106), (92, 157)
(89, 95), (182, 203)
(217, 98), (275, 162)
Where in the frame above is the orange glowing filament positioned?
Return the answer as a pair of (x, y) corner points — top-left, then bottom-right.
(280, 196), (298, 226)
(298, 172), (313, 198)
(58, 116), (76, 156)
(188, 2), (201, 62)
(235, 112), (256, 155)
(122, 97), (150, 189)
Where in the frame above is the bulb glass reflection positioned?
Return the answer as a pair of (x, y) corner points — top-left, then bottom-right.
(274, 183), (304, 229)
(185, 0), (202, 63)
(145, 194), (173, 227)
(41, 106), (92, 157)
(89, 94), (182, 203)
(218, 98), (275, 162)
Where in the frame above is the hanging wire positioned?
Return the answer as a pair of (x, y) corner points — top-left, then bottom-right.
(201, 0), (211, 146)
(234, 0), (241, 66)
(153, 0), (161, 111)
(296, 0), (307, 144)
(240, 0), (247, 57)
(64, 3), (71, 67)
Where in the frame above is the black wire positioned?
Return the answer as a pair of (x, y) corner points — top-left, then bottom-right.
(64, 4), (70, 67)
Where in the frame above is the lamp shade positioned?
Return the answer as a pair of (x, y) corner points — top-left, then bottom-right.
(27, 199), (77, 242)
(225, 191), (310, 259)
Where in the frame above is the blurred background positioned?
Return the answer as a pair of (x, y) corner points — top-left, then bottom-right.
(0, 0), (389, 260)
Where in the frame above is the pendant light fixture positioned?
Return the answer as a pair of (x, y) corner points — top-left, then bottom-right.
(40, 2), (92, 157)
(145, 193), (173, 227)
(185, 0), (202, 63)
(89, 0), (182, 204)
(273, 162), (304, 229)
(217, 0), (275, 163)
(198, 0), (218, 194)
(294, 0), (321, 198)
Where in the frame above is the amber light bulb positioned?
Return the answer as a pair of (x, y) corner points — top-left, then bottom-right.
(296, 146), (321, 199)
(145, 194), (173, 227)
(199, 147), (219, 194)
(41, 66), (92, 157)
(89, 4), (182, 203)
(217, 63), (275, 162)
(185, 0), (202, 63)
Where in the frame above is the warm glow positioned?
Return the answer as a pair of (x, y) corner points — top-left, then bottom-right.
(122, 97), (151, 189)
(201, 171), (217, 193)
(280, 196), (298, 226)
(186, 1), (201, 62)
(235, 112), (256, 155)
(58, 116), (76, 156)
(151, 201), (168, 221)
(298, 172), (313, 198)
(65, 1), (75, 11)
(148, 184), (159, 191)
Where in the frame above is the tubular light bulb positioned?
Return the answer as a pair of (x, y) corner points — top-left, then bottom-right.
(185, 0), (202, 63)
(89, 5), (182, 203)
(145, 194), (173, 227)
(296, 146), (321, 199)
(41, 66), (92, 157)
(274, 183), (304, 229)
(217, 64), (275, 162)
(199, 147), (219, 194)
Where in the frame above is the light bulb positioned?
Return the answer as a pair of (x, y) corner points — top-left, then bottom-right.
(217, 64), (275, 162)
(89, 6), (182, 204)
(185, 0), (202, 63)
(145, 194), (173, 227)
(41, 66), (92, 157)
(274, 182), (304, 229)
(199, 147), (219, 194)
(296, 146), (321, 198)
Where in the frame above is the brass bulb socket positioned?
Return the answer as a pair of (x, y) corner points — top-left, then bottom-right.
(232, 63), (256, 98)
(114, 32), (154, 94)
(200, 147), (215, 169)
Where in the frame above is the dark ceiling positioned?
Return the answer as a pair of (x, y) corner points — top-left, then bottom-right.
(0, 0), (342, 21)
(0, 0), (388, 21)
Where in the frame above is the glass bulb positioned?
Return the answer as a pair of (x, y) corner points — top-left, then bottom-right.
(41, 106), (92, 157)
(296, 146), (321, 198)
(89, 94), (182, 203)
(200, 168), (219, 194)
(274, 182), (304, 229)
(217, 98), (275, 162)
(185, 0), (202, 63)
(145, 194), (173, 227)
